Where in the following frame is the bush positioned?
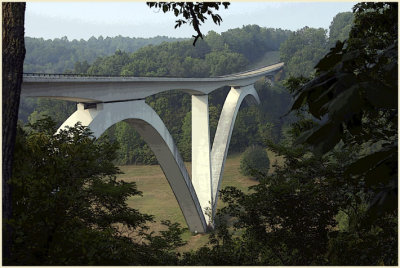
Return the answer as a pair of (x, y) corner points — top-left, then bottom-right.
(240, 145), (270, 177)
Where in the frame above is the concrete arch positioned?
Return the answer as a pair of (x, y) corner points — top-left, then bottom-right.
(58, 100), (207, 233)
(210, 85), (260, 216)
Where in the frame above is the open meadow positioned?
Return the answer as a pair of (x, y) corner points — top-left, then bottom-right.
(118, 150), (283, 251)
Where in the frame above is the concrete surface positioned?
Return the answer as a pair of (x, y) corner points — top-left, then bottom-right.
(210, 85), (260, 217)
(191, 95), (213, 228)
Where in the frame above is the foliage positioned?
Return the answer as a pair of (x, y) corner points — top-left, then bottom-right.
(7, 118), (186, 265)
(279, 13), (355, 78)
(326, 212), (397, 265)
(32, 98), (76, 127)
(182, 115), (397, 265)
(239, 145), (269, 177)
(205, 49), (248, 76)
(81, 25), (290, 78)
(290, 2), (398, 217)
(212, 25), (291, 62)
(178, 111), (192, 161)
(101, 121), (157, 165)
(86, 49), (132, 76)
(279, 26), (328, 77)
(24, 35), (185, 73)
(328, 12), (354, 47)
(147, 2), (230, 46)
(182, 130), (348, 265)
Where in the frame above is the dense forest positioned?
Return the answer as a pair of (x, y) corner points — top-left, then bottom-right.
(10, 3), (397, 265)
(24, 35), (187, 73)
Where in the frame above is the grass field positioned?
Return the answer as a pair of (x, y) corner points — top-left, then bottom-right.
(246, 50), (281, 69)
(117, 150), (283, 251)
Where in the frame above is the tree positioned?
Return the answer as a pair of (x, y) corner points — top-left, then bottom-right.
(181, 109), (397, 265)
(181, 127), (350, 265)
(147, 2), (230, 46)
(178, 111), (191, 161)
(279, 26), (328, 77)
(24, 36), (185, 73)
(7, 118), (186, 265)
(328, 12), (354, 47)
(205, 49), (248, 76)
(290, 2), (397, 217)
(87, 50), (131, 75)
(239, 145), (270, 177)
(2, 2), (26, 261)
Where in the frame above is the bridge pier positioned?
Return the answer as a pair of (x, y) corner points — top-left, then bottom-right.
(191, 95), (214, 228)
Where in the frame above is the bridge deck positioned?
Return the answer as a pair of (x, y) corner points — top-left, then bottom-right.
(21, 62), (283, 103)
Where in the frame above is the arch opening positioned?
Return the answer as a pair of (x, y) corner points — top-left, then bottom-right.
(58, 100), (207, 233)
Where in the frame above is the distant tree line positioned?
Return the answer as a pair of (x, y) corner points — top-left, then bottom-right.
(24, 35), (187, 73)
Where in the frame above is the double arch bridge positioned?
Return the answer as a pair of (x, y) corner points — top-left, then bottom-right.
(21, 62), (284, 233)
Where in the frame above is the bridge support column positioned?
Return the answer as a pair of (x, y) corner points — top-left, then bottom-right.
(191, 94), (213, 228)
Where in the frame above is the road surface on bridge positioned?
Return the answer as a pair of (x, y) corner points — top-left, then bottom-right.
(21, 62), (284, 103)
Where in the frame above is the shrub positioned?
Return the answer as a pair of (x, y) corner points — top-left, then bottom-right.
(240, 145), (270, 177)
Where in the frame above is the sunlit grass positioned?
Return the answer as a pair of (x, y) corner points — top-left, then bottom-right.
(118, 149), (282, 251)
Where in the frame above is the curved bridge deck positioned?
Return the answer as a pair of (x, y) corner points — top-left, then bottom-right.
(21, 62), (284, 102)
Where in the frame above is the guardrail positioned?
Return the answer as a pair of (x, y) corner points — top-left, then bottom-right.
(23, 72), (126, 78)
(23, 62), (284, 79)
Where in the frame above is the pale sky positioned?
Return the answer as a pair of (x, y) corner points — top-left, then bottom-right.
(25, 1), (357, 40)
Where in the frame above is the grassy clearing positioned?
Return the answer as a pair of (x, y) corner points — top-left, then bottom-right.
(246, 50), (281, 69)
(118, 149), (283, 251)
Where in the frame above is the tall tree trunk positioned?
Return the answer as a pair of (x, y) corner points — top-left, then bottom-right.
(2, 2), (26, 262)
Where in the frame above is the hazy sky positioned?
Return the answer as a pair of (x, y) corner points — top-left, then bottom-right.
(25, 2), (356, 40)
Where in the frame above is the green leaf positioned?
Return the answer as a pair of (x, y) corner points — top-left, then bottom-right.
(362, 81), (397, 109)
(325, 84), (362, 123)
(314, 41), (344, 71)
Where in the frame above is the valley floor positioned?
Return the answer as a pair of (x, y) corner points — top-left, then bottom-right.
(117, 150), (283, 251)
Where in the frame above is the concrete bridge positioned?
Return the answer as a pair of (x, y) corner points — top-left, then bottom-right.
(21, 62), (284, 233)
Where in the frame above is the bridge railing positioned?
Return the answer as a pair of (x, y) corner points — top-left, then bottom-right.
(215, 62), (283, 78)
(23, 72), (207, 79)
(23, 72), (124, 78)
(23, 62), (284, 79)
